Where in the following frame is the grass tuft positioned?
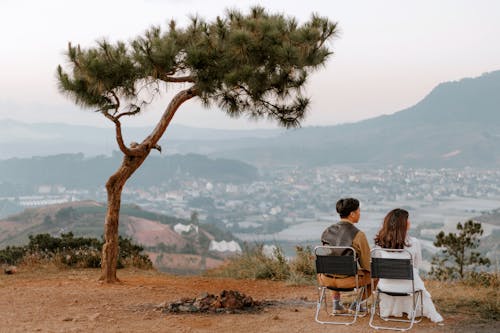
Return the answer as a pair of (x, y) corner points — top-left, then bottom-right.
(206, 244), (316, 284)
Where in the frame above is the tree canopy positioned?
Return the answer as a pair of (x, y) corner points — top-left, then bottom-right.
(430, 220), (490, 280)
(57, 7), (337, 129)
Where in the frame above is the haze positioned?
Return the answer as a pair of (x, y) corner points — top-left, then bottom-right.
(1, 0), (499, 129)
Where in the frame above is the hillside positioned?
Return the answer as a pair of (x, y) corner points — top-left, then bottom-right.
(0, 201), (239, 273)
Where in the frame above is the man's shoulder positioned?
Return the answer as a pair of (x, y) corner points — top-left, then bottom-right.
(341, 221), (362, 234)
(322, 221), (360, 233)
(353, 229), (368, 242)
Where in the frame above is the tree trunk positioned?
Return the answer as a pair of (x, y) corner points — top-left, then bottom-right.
(100, 154), (147, 282)
(99, 87), (197, 283)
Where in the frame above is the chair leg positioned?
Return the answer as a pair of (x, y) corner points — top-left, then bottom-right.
(369, 291), (380, 329)
(314, 287), (363, 325)
(352, 286), (368, 317)
(314, 287), (325, 324)
(369, 291), (423, 331)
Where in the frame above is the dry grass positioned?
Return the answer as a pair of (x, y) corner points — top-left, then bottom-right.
(427, 277), (499, 321)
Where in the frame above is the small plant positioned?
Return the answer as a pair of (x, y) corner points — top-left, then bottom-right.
(462, 271), (499, 288)
(289, 246), (315, 276)
(430, 220), (490, 280)
(206, 243), (316, 285)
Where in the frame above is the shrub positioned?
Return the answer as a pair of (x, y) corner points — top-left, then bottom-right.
(0, 246), (27, 265)
(206, 243), (287, 280)
(0, 232), (152, 270)
(206, 243), (316, 284)
(289, 246), (315, 276)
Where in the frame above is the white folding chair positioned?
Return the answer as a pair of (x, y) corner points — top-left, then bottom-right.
(369, 248), (423, 331)
(314, 245), (367, 326)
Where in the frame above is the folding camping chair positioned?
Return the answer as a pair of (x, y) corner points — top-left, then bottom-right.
(369, 248), (423, 331)
(314, 245), (367, 325)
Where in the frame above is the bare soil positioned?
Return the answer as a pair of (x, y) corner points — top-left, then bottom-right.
(0, 268), (492, 333)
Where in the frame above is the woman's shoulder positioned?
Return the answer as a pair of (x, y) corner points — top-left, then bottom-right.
(406, 236), (421, 249)
(407, 236), (419, 243)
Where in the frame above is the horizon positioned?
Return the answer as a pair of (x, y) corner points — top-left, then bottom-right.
(1, 0), (500, 129)
(1, 68), (497, 132)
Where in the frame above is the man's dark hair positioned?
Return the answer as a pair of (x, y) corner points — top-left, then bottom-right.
(336, 198), (359, 218)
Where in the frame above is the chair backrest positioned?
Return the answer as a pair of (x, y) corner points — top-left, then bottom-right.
(370, 248), (414, 280)
(314, 246), (357, 276)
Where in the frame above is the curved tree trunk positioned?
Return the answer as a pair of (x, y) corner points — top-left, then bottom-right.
(99, 87), (198, 283)
(100, 155), (148, 282)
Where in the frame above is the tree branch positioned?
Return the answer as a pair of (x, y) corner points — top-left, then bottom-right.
(102, 112), (143, 157)
(116, 108), (141, 119)
(110, 91), (120, 116)
(159, 73), (195, 83)
(143, 86), (199, 148)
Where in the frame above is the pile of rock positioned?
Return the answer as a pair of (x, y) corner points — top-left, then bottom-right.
(162, 290), (263, 314)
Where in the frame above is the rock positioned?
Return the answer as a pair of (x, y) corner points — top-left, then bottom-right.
(4, 266), (17, 274)
(89, 313), (101, 321)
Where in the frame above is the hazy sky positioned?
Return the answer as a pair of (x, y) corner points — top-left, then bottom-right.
(1, 0), (499, 129)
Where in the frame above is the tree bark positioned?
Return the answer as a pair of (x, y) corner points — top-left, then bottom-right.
(99, 87), (197, 283)
(100, 154), (148, 282)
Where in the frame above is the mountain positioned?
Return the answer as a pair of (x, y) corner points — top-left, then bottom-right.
(0, 119), (282, 159)
(211, 70), (500, 167)
(1, 70), (499, 167)
(0, 201), (239, 273)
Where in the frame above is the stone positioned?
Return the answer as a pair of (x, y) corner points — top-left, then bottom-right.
(4, 266), (17, 274)
(89, 313), (101, 321)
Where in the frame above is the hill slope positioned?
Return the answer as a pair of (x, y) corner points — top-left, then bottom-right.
(0, 201), (239, 273)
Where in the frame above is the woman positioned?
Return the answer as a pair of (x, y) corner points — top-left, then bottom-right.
(373, 208), (443, 323)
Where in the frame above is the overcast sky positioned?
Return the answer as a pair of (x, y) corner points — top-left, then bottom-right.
(1, 0), (499, 129)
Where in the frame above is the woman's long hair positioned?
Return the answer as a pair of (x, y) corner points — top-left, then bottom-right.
(374, 208), (409, 249)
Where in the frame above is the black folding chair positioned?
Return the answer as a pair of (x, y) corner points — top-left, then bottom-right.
(369, 248), (423, 331)
(314, 245), (367, 325)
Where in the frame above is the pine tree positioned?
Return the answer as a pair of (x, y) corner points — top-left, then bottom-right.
(430, 220), (490, 280)
(56, 7), (338, 282)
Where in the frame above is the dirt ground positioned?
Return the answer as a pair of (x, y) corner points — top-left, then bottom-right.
(0, 268), (493, 333)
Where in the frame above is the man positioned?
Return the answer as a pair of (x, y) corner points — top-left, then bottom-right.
(317, 197), (372, 314)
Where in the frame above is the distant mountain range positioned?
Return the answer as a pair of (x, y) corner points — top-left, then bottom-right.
(0, 119), (282, 159)
(1, 70), (499, 167)
(0, 153), (259, 192)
